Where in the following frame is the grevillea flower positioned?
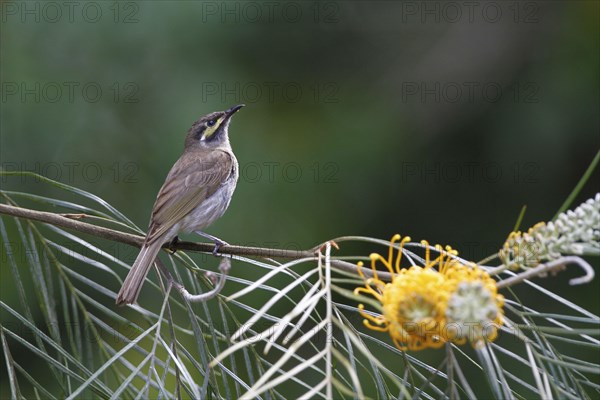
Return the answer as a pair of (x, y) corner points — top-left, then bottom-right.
(500, 193), (600, 271)
(355, 235), (504, 351)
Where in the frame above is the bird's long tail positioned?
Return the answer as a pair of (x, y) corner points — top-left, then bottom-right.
(116, 240), (163, 305)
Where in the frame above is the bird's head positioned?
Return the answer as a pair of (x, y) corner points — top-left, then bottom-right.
(185, 104), (244, 150)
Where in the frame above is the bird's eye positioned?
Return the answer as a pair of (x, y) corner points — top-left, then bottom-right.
(207, 120), (216, 127)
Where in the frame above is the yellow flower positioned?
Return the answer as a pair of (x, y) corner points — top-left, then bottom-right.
(355, 235), (504, 351)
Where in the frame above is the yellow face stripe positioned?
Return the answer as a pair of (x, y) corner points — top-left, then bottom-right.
(202, 115), (225, 140)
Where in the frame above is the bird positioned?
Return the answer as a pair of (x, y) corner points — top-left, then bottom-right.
(116, 104), (244, 305)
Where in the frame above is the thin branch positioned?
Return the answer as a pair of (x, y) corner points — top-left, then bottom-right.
(7, 203), (592, 290)
(0, 203), (314, 259)
(331, 259), (392, 281)
(496, 256), (595, 289)
(0, 203), (142, 247)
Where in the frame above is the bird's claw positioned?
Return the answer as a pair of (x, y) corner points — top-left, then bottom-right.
(211, 239), (229, 256)
(168, 236), (180, 253)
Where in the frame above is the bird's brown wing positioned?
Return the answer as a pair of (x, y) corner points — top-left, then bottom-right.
(145, 149), (234, 244)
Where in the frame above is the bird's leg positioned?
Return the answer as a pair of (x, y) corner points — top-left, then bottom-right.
(168, 236), (180, 253)
(194, 231), (229, 256)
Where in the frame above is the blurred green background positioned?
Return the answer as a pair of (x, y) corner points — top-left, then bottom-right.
(1, 0), (599, 396)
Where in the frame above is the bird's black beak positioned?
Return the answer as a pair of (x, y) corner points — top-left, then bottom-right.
(225, 104), (245, 118)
